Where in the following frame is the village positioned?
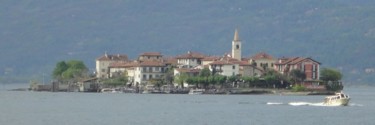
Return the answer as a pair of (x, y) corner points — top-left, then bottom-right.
(31, 29), (339, 94)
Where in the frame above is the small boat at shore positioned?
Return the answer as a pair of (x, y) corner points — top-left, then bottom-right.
(188, 89), (205, 95)
(323, 92), (350, 106)
(101, 88), (121, 93)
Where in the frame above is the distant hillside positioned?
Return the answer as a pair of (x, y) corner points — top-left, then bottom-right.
(0, 0), (374, 84)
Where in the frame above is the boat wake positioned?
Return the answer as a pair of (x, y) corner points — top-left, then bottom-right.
(267, 101), (363, 107)
(288, 102), (325, 106)
(266, 102), (284, 105)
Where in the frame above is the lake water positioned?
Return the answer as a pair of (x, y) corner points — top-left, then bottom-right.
(1, 84), (374, 125)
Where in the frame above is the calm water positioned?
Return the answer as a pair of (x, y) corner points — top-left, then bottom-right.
(1, 84), (374, 125)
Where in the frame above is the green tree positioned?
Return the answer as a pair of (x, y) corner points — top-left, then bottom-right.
(162, 67), (174, 85)
(198, 68), (212, 89)
(52, 61), (68, 79)
(289, 69), (306, 85)
(174, 73), (188, 88)
(52, 60), (88, 82)
(320, 68), (343, 91)
(320, 68), (342, 82)
(199, 68), (211, 77)
(215, 75), (227, 89)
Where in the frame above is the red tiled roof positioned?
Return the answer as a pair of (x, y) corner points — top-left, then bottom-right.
(138, 61), (166, 67)
(140, 52), (162, 56)
(109, 60), (167, 68)
(163, 57), (178, 65)
(109, 61), (137, 68)
(276, 57), (321, 65)
(249, 52), (274, 60)
(232, 61), (251, 66)
(209, 60), (235, 65)
(175, 51), (206, 59)
(96, 54), (128, 61)
(201, 56), (220, 61)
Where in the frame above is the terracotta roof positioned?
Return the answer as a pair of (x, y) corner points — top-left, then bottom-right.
(109, 60), (167, 68)
(175, 51), (206, 59)
(96, 54), (128, 61)
(140, 52), (162, 56)
(209, 60), (235, 65)
(163, 57), (178, 65)
(232, 61), (251, 66)
(138, 61), (166, 67)
(220, 56), (239, 62)
(109, 61), (138, 68)
(249, 52), (274, 60)
(201, 56), (220, 61)
(276, 57), (321, 65)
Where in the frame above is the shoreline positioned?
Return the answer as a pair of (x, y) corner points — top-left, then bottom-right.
(7, 87), (336, 96)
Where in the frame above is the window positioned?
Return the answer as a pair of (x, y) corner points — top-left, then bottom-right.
(143, 67), (147, 72)
(143, 74), (146, 79)
(313, 72), (316, 79)
(313, 65), (316, 71)
(101, 69), (106, 72)
(155, 67), (159, 71)
(149, 67), (152, 72)
(149, 74), (152, 79)
(232, 65), (235, 69)
(236, 44), (239, 49)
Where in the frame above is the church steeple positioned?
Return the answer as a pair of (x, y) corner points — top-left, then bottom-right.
(231, 29), (242, 60)
(233, 28), (240, 42)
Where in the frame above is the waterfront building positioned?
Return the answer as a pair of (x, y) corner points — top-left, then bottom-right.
(96, 53), (128, 78)
(248, 52), (277, 70)
(175, 51), (206, 68)
(133, 61), (167, 86)
(235, 61), (263, 77)
(209, 59), (239, 76)
(275, 57), (321, 86)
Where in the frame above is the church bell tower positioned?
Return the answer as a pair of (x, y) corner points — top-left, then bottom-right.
(231, 29), (241, 60)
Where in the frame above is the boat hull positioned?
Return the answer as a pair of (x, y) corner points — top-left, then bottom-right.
(324, 98), (350, 106)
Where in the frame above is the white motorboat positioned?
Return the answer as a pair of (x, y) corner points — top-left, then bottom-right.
(188, 89), (205, 95)
(323, 92), (350, 106)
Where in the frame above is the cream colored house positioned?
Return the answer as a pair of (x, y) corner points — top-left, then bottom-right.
(239, 63), (263, 77)
(138, 52), (163, 62)
(108, 61), (137, 83)
(96, 53), (128, 78)
(248, 52), (276, 71)
(176, 51), (205, 68)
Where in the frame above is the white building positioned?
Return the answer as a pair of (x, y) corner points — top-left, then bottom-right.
(133, 61), (167, 86)
(209, 60), (239, 76)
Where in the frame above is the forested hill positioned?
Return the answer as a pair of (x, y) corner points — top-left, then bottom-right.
(0, 0), (375, 85)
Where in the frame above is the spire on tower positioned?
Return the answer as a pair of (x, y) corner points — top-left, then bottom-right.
(233, 29), (240, 42)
